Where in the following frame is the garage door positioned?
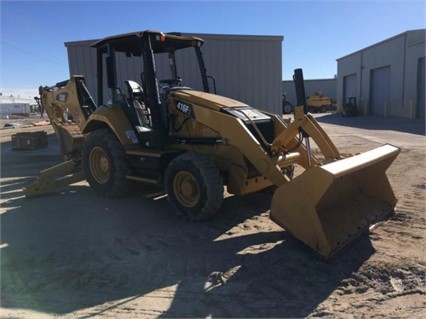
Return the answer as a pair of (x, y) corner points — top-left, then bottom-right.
(370, 66), (390, 116)
(343, 74), (357, 102)
(417, 57), (425, 119)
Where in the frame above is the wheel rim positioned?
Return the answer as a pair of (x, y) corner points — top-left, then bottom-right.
(89, 146), (110, 184)
(284, 104), (292, 113)
(173, 171), (200, 208)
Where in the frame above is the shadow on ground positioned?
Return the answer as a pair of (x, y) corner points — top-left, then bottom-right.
(1, 134), (63, 178)
(316, 113), (425, 136)
(1, 128), (376, 318)
(1, 179), (375, 318)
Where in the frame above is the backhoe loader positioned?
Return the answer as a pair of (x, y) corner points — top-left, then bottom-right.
(306, 91), (333, 113)
(24, 30), (400, 258)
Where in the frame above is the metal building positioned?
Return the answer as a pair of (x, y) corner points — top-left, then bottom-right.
(336, 29), (425, 119)
(64, 32), (284, 114)
(282, 78), (337, 106)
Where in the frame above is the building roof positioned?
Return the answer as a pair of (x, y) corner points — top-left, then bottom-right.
(0, 96), (32, 104)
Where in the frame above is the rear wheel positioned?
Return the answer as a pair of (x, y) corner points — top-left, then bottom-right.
(82, 128), (131, 197)
(283, 102), (293, 114)
(165, 153), (223, 221)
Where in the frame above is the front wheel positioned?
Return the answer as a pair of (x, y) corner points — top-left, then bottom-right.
(165, 153), (223, 221)
(82, 129), (132, 197)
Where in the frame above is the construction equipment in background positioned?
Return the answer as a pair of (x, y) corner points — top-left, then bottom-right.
(282, 93), (294, 114)
(306, 91), (334, 113)
(24, 30), (400, 259)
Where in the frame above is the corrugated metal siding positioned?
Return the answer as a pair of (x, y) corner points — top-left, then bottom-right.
(197, 35), (282, 111)
(64, 32), (283, 114)
(66, 43), (98, 101)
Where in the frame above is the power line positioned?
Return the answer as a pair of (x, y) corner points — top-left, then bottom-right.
(1, 7), (63, 42)
(1, 41), (66, 66)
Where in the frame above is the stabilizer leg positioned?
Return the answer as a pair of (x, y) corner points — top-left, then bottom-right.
(23, 160), (85, 197)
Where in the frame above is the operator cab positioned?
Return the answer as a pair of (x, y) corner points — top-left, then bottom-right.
(91, 30), (211, 148)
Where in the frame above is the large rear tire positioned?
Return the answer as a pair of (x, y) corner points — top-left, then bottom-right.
(165, 153), (223, 221)
(82, 128), (131, 197)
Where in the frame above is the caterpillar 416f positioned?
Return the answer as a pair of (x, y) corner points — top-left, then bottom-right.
(24, 30), (400, 258)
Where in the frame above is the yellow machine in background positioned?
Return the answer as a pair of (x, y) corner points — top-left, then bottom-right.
(24, 31), (400, 258)
(306, 91), (334, 113)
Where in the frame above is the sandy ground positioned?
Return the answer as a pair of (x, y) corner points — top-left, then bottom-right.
(0, 113), (425, 318)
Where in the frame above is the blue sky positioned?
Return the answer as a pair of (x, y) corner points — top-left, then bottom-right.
(1, 0), (425, 99)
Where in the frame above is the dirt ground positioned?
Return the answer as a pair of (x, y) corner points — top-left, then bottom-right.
(0, 113), (425, 318)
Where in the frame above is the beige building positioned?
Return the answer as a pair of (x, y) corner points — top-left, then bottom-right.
(65, 32), (284, 114)
(337, 29), (425, 119)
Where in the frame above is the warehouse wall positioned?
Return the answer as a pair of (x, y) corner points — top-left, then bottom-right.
(336, 29), (425, 119)
(404, 30), (426, 120)
(282, 78), (336, 106)
(64, 32), (283, 114)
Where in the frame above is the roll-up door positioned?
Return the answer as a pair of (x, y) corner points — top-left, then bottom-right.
(369, 66), (391, 116)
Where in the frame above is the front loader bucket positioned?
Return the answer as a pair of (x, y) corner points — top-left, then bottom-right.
(270, 144), (400, 258)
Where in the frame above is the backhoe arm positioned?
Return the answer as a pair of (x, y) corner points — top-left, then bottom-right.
(40, 75), (97, 133)
(39, 75), (97, 158)
(23, 76), (97, 198)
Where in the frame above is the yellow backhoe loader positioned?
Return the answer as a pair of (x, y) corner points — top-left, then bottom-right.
(24, 30), (400, 258)
(306, 91), (333, 113)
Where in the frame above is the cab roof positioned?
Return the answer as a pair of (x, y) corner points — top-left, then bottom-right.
(91, 30), (204, 55)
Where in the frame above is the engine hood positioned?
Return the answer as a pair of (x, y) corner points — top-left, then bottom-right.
(171, 90), (249, 111)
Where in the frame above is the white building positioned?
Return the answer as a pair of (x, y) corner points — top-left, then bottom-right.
(0, 96), (32, 119)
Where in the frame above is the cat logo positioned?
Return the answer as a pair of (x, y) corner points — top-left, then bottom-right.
(56, 92), (68, 102)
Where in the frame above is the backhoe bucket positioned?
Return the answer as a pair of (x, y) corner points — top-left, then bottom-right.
(270, 144), (400, 258)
